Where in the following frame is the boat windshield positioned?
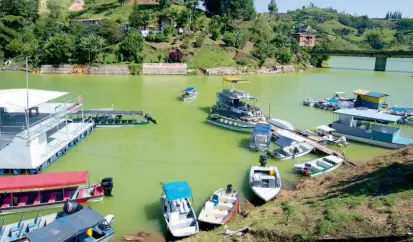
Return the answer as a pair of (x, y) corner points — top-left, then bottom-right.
(256, 135), (268, 144)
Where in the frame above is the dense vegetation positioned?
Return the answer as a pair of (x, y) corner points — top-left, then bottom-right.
(0, 0), (412, 69)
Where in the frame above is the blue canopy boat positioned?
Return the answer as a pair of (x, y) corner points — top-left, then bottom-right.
(160, 181), (199, 238)
(181, 87), (199, 101)
(249, 123), (272, 151)
(25, 208), (115, 242)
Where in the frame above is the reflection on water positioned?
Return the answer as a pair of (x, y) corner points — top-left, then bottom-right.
(328, 56), (413, 73)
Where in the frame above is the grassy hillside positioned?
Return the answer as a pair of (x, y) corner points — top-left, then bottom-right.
(185, 146), (413, 241)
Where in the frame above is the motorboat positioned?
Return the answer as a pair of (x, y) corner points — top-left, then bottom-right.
(294, 155), (344, 177)
(249, 155), (281, 202)
(71, 110), (156, 127)
(206, 114), (256, 132)
(181, 87), (199, 101)
(161, 181), (199, 238)
(0, 171), (113, 215)
(249, 123), (272, 151)
(269, 142), (314, 160)
(268, 118), (294, 131)
(198, 185), (240, 225)
(0, 200), (114, 242)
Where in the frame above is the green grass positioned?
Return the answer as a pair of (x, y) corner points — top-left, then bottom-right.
(187, 46), (236, 69)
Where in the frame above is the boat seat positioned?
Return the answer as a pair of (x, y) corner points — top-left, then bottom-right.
(1, 197), (11, 208)
(63, 191), (72, 200)
(216, 203), (233, 210)
(316, 160), (334, 169)
(8, 223), (24, 240)
(48, 193), (56, 203)
(33, 194), (41, 205)
(77, 189), (85, 199)
(9, 215), (24, 235)
(27, 213), (41, 231)
(18, 196), (27, 206)
(77, 232), (95, 242)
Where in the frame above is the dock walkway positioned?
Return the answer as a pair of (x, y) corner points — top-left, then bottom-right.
(271, 126), (356, 167)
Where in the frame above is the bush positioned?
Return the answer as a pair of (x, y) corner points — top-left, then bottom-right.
(222, 32), (236, 47)
(163, 25), (174, 37)
(146, 31), (168, 43)
(128, 63), (142, 75)
(193, 34), (205, 48)
(235, 58), (249, 66)
(276, 47), (293, 64)
(211, 29), (221, 41)
(180, 34), (192, 49)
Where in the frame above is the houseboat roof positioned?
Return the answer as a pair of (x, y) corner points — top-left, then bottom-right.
(162, 181), (192, 201)
(26, 208), (105, 242)
(353, 89), (389, 97)
(334, 108), (401, 123)
(223, 77), (250, 84)
(0, 171), (88, 191)
(0, 89), (68, 109)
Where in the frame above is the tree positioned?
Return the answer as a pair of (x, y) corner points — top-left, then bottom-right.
(268, 0), (278, 17)
(0, 0), (38, 22)
(129, 10), (152, 29)
(118, 0), (127, 6)
(47, 0), (62, 20)
(184, 0), (199, 28)
(276, 47), (293, 64)
(202, 0), (220, 15)
(230, 0), (255, 21)
(97, 19), (123, 44)
(5, 40), (24, 57)
(78, 34), (106, 63)
(310, 42), (330, 67)
(43, 34), (75, 64)
(84, 0), (97, 10)
(365, 32), (385, 50)
(119, 31), (144, 62)
(252, 39), (276, 67)
(160, 0), (172, 9)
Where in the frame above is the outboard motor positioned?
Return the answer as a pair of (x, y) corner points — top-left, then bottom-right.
(58, 200), (84, 218)
(259, 155), (268, 167)
(226, 184), (233, 194)
(144, 114), (158, 124)
(101, 177), (114, 196)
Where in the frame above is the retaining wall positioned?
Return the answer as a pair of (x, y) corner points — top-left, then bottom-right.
(142, 63), (187, 75)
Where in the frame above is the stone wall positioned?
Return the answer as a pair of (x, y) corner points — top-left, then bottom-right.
(40, 65), (73, 74)
(205, 67), (237, 76)
(142, 63), (187, 75)
(86, 65), (129, 75)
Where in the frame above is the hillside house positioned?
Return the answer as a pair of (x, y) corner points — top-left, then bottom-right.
(292, 33), (316, 47)
(71, 18), (103, 25)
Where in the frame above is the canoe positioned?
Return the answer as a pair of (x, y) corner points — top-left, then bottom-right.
(0, 171), (113, 215)
(294, 155), (344, 177)
(269, 142), (314, 160)
(161, 181), (199, 238)
(206, 114), (256, 132)
(249, 156), (281, 202)
(198, 185), (240, 225)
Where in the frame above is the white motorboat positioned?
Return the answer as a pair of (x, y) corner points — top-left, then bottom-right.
(249, 155), (282, 202)
(268, 118), (294, 131)
(294, 155), (344, 177)
(269, 142), (314, 160)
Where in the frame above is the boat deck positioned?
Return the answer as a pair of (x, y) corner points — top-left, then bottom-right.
(394, 136), (413, 145)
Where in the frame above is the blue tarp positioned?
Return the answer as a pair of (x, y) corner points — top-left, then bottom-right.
(366, 91), (388, 98)
(391, 107), (413, 112)
(276, 136), (295, 148)
(183, 87), (196, 92)
(26, 208), (105, 242)
(328, 98), (340, 104)
(163, 181), (193, 201)
(253, 123), (272, 135)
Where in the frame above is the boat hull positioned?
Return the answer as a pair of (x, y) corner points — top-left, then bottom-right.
(198, 189), (240, 225)
(206, 119), (254, 133)
(273, 149), (313, 160)
(332, 132), (405, 149)
(182, 92), (199, 101)
(96, 122), (149, 128)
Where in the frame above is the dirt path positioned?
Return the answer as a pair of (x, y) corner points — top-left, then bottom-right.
(69, 0), (84, 11)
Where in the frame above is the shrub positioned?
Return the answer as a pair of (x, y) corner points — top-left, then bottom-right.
(128, 63), (142, 75)
(222, 32), (236, 47)
(163, 25), (174, 37)
(235, 58), (249, 66)
(211, 29), (221, 41)
(146, 31), (168, 43)
(193, 34), (205, 48)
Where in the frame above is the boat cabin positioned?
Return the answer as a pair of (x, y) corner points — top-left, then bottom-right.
(250, 123), (272, 151)
(353, 89), (389, 110)
(332, 108), (413, 147)
(213, 89), (262, 118)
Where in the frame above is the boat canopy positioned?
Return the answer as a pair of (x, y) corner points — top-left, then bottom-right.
(25, 208), (105, 242)
(353, 89), (389, 97)
(0, 171), (88, 191)
(183, 87), (196, 92)
(162, 181), (192, 201)
(0, 89), (68, 109)
(223, 77), (250, 84)
(334, 108), (401, 123)
(253, 123), (272, 135)
(276, 136), (295, 148)
(74, 110), (143, 116)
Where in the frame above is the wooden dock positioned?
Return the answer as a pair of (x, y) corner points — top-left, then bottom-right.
(271, 126), (356, 167)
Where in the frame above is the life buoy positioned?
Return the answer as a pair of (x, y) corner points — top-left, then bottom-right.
(381, 127), (387, 133)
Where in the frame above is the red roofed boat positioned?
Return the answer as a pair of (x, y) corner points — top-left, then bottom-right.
(0, 171), (113, 215)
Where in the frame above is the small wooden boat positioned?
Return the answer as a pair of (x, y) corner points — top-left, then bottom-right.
(0, 171), (113, 215)
(181, 87), (199, 101)
(161, 181), (199, 238)
(198, 185), (240, 225)
(249, 155), (281, 202)
(0, 201), (114, 242)
(249, 123), (272, 151)
(206, 114), (256, 132)
(294, 155), (344, 177)
(269, 142), (314, 160)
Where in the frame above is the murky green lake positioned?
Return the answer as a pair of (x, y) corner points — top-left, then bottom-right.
(0, 57), (412, 239)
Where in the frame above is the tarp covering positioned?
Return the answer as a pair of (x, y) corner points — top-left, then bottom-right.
(276, 136), (295, 148)
(183, 87), (196, 92)
(162, 181), (192, 201)
(253, 123), (272, 135)
(0, 89), (68, 109)
(26, 208), (105, 242)
(0, 171), (88, 191)
(366, 91), (388, 98)
(353, 89), (369, 95)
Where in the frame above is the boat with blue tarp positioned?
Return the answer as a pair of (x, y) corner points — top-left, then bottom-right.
(160, 181), (199, 238)
(249, 123), (272, 151)
(181, 87), (199, 101)
(206, 113), (256, 132)
(331, 108), (413, 149)
(353, 89), (389, 110)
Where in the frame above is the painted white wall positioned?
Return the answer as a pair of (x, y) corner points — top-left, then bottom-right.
(0, 137), (32, 169)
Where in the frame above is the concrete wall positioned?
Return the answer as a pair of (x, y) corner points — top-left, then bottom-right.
(86, 65), (129, 75)
(205, 67), (237, 75)
(40, 65), (73, 74)
(142, 63), (187, 75)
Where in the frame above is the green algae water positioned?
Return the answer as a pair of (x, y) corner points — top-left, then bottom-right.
(0, 57), (412, 239)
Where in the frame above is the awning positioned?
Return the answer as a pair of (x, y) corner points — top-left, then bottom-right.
(162, 181), (192, 201)
(223, 77), (250, 84)
(366, 91), (389, 98)
(0, 89), (68, 109)
(276, 136), (295, 148)
(0, 171), (88, 191)
(253, 123), (272, 135)
(353, 89), (369, 95)
(183, 87), (196, 92)
(25, 208), (105, 242)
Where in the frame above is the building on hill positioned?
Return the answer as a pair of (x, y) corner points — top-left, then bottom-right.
(138, 0), (159, 4)
(299, 24), (312, 33)
(71, 18), (103, 25)
(292, 33), (316, 47)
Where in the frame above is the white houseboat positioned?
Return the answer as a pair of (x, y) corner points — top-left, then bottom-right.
(331, 108), (413, 149)
(0, 89), (95, 175)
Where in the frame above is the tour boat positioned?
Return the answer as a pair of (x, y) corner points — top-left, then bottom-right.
(249, 155), (282, 202)
(161, 181), (199, 238)
(181, 87), (199, 101)
(268, 142), (314, 160)
(0, 171), (113, 215)
(198, 185), (240, 225)
(294, 155), (344, 177)
(249, 123), (272, 151)
(206, 114), (256, 132)
(0, 201), (115, 242)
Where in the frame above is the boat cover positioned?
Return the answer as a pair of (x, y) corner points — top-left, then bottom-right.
(276, 136), (295, 148)
(0, 171), (88, 191)
(183, 87), (196, 92)
(253, 123), (272, 135)
(25, 208), (105, 242)
(162, 181), (192, 201)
